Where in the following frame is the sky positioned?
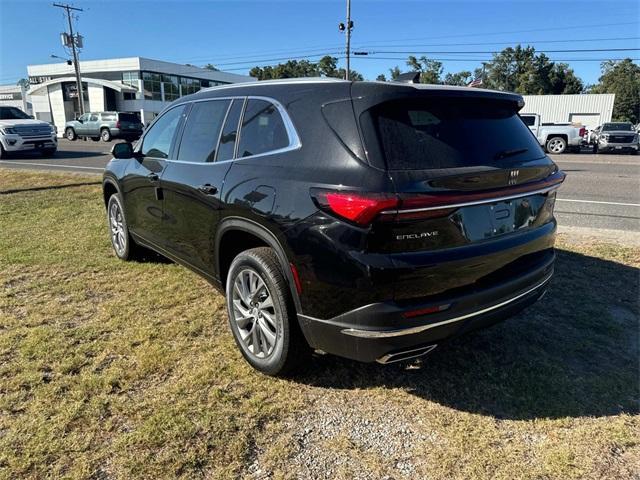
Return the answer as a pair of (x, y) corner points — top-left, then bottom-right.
(0, 0), (638, 86)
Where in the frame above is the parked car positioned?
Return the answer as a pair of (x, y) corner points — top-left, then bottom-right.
(0, 106), (57, 158)
(520, 114), (586, 154)
(590, 122), (639, 154)
(103, 79), (565, 375)
(65, 111), (143, 142)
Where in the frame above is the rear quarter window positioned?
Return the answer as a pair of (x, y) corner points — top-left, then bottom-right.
(237, 99), (289, 158)
(361, 98), (544, 170)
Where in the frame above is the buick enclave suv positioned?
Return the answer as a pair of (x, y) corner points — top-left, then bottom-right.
(103, 78), (565, 375)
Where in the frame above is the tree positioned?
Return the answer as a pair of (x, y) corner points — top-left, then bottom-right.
(591, 59), (640, 123)
(443, 70), (473, 86)
(203, 63), (219, 71)
(16, 78), (29, 90)
(249, 56), (363, 81)
(480, 46), (584, 94)
(376, 74), (387, 82)
(389, 66), (402, 80)
(406, 55), (442, 84)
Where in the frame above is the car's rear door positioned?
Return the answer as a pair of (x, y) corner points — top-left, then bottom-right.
(355, 90), (564, 301)
(159, 98), (242, 275)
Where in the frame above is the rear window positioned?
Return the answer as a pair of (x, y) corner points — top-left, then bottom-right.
(361, 98), (544, 170)
(118, 113), (140, 123)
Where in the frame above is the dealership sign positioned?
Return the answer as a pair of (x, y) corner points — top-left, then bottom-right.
(0, 92), (22, 101)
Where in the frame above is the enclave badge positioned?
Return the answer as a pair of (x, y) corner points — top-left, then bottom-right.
(396, 231), (439, 240)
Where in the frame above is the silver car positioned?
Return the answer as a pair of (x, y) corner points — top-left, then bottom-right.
(64, 111), (143, 142)
(592, 122), (639, 154)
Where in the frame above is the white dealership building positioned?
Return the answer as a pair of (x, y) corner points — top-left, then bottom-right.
(12, 57), (251, 134)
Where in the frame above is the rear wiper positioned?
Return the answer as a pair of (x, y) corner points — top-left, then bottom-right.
(494, 148), (528, 160)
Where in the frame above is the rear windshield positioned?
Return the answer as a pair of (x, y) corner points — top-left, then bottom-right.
(118, 113), (140, 123)
(361, 98), (544, 170)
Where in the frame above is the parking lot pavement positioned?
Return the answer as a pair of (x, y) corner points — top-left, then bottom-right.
(0, 138), (112, 174)
(1, 144), (638, 233)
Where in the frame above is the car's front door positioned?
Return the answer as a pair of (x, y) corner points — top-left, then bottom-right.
(160, 98), (243, 275)
(75, 113), (90, 135)
(86, 113), (100, 136)
(120, 104), (187, 246)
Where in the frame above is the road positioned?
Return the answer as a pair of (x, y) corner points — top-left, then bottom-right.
(1, 140), (639, 232)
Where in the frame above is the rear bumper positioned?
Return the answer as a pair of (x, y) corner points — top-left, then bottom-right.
(298, 250), (554, 363)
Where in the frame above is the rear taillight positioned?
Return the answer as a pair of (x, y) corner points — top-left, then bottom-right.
(311, 190), (398, 226)
(116, 121), (121, 129)
(579, 127), (586, 137)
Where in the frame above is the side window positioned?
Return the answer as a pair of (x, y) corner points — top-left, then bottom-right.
(216, 99), (243, 161)
(177, 100), (230, 163)
(89, 114), (98, 122)
(78, 113), (89, 122)
(141, 105), (186, 159)
(237, 99), (289, 158)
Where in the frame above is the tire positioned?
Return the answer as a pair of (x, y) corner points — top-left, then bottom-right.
(65, 128), (77, 141)
(226, 247), (309, 376)
(106, 193), (139, 261)
(593, 144), (599, 154)
(101, 128), (112, 142)
(546, 136), (567, 154)
(0, 143), (6, 159)
(41, 148), (56, 158)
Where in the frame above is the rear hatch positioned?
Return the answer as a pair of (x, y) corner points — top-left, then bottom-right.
(117, 112), (143, 131)
(353, 85), (564, 300)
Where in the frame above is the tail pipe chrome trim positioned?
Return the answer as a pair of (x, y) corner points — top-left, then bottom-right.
(342, 273), (553, 339)
(377, 344), (438, 364)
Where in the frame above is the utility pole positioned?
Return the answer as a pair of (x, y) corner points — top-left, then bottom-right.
(338, 0), (354, 80)
(53, 3), (85, 115)
(345, 0), (352, 80)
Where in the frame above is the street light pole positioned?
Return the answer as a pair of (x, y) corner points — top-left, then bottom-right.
(53, 3), (85, 115)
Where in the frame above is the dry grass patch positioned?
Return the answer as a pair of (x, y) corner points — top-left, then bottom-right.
(0, 168), (638, 479)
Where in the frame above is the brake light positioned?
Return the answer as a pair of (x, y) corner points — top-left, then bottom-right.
(311, 190), (398, 226)
(579, 127), (586, 137)
(116, 121), (121, 129)
(402, 303), (451, 319)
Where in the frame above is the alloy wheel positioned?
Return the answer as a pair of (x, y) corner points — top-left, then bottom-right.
(109, 201), (126, 255)
(548, 138), (565, 153)
(231, 268), (278, 359)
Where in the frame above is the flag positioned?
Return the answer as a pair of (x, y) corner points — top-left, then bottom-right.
(467, 78), (483, 88)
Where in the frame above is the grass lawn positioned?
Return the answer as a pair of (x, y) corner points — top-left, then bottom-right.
(1, 168), (638, 479)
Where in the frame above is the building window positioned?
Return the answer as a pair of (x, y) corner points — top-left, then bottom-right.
(180, 77), (200, 96)
(143, 72), (162, 101)
(122, 71), (139, 87)
(162, 75), (179, 102)
(123, 92), (136, 100)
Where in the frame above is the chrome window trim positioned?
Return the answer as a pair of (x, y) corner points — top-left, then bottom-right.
(341, 272), (553, 339)
(160, 95), (300, 165)
(379, 185), (560, 215)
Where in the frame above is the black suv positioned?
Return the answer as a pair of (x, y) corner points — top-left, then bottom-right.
(103, 79), (564, 375)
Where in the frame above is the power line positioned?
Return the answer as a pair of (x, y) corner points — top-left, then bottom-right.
(359, 47), (640, 55)
(353, 36), (640, 49)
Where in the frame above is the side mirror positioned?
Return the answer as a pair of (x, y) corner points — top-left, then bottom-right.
(111, 142), (135, 159)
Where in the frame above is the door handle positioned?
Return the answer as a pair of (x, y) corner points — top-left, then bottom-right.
(147, 173), (159, 182)
(197, 184), (218, 195)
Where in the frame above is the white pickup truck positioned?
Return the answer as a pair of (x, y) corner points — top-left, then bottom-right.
(520, 113), (585, 154)
(0, 106), (57, 158)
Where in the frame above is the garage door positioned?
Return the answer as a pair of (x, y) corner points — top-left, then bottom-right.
(569, 113), (601, 130)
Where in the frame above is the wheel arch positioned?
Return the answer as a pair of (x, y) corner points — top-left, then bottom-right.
(102, 178), (120, 207)
(216, 218), (302, 312)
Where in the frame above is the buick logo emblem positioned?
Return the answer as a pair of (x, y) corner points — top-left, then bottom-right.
(508, 170), (519, 185)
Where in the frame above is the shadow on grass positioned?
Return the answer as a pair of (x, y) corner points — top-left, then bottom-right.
(0, 182), (101, 195)
(296, 249), (639, 420)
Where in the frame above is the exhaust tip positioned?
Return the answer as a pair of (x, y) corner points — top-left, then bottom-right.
(376, 344), (437, 364)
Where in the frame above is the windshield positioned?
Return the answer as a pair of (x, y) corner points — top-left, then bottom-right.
(0, 107), (31, 120)
(602, 123), (634, 131)
(361, 98), (544, 170)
